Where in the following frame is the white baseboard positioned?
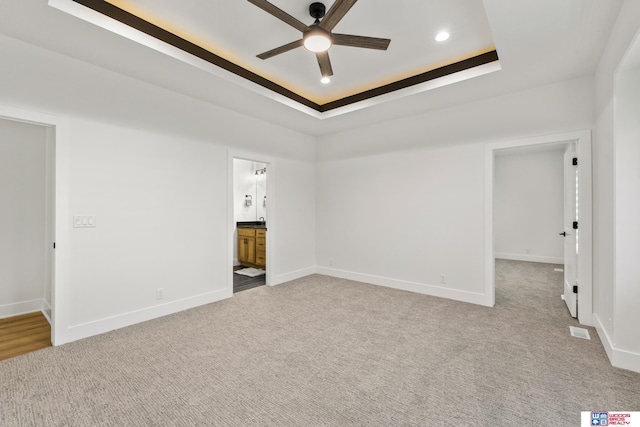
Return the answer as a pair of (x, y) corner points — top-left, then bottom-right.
(496, 253), (563, 264)
(271, 266), (317, 286)
(0, 299), (43, 319)
(41, 299), (52, 324)
(594, 314), (615, 362)
(594, 314), (640, 373)
(66, 288), (231, 344)
(316, 267), (488, 306)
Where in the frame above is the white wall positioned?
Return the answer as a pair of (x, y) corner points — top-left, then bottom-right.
(317, 77), (595, 162)
(593, 0), (640, 372)
(615, 66), (640, 358)
(0, 119), (47, 318)
(317, 77), (594, 305)
(67, 118), (230, 326)
(271, 157), (316, 283)
(494, 149), (564, 264)
(0, 35), (316, 342)
(317, 144), (485, 303)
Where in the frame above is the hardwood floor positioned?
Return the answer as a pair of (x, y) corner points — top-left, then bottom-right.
(0, 312), (51, 361)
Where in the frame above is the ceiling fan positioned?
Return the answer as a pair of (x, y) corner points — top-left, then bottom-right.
(248, 0), (391, 79)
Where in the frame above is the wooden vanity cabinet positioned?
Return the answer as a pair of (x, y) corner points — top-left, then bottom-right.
(255, 229), (266, 267)
(238, 228), (255, 265)
(237, 228), (266, 268)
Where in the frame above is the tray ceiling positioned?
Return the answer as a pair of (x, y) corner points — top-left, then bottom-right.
(52, 0), (500, 116)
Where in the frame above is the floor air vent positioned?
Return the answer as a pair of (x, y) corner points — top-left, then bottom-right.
(569, 326), (591, 340)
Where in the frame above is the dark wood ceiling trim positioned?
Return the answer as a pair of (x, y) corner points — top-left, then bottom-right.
(319, 50), (499, 112)
(71, 0), (499, 114)
(72, 0), (321, 111)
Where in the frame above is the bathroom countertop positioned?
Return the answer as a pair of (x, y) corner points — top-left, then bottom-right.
(237, 221), (267, 229)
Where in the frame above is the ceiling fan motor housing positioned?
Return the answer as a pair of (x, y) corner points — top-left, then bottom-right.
(309, 2), (326, 20)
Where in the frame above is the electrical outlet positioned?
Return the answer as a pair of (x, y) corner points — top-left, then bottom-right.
(526, 248), (530, 254)
(156, 288), (164, 300)
(329, 259), (334, 267)
(440, 274), (447, 284)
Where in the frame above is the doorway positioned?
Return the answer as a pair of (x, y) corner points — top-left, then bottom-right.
(493, 142), (567, 315)
(0, 117), (54, 357)
(0, 105), (70, 346)
(230, 156), (272, 293)
(484, 130), (593, 326)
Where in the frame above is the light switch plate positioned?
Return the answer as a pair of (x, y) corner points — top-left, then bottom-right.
(73, 215), (96, 228)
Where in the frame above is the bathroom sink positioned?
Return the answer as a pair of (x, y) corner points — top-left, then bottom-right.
(237, 221), (266, 228)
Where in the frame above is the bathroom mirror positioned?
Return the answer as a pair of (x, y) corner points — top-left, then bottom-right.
(233, 158), (267, 223)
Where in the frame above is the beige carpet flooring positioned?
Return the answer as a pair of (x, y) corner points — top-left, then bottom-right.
(1, 260), (638, 426)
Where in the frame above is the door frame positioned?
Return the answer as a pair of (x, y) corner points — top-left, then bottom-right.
(484, 130), (593, 326)
(0, 104), (71, 345)
(562, 143), (578, 317)
(227, 150), (276, 293)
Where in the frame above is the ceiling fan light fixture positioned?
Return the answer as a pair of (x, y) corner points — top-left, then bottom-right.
(250, 0), (391, 79)
(303, 27), (332, 52)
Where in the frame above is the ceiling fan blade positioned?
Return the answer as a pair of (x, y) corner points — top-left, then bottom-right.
(332, 34), (391, 50)
(316, 51), (333, 77)
(257, 39), (303, 60)
(319, 0), (357, 31)
(248, 0), (309, 33)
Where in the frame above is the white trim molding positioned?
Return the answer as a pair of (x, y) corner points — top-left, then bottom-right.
(495, 253), (564, 264)
(227, 149), (276, 291)
(67, 289), (230, 343)
(594, 314), (640, 373)
(484, 129), (593, 325)
(0, 299), (43, 319)
(317, 267), (489, 306)
(0, 103), (71, 345)
(272, 267), (317, 286)
(42, 299), (52, 324)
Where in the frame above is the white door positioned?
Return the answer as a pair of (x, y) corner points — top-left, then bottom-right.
(561, 143), (578, 317)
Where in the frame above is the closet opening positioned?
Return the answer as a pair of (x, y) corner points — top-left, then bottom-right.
(0, 117), (55, 360)
(484, 130), (593, 325)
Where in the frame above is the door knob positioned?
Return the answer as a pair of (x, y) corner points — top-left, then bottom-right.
(559, 232), (567, 237)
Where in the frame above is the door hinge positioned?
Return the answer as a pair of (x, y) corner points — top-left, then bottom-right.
(53, 242), (56, 249)
(572, 285), (578, 294)
(572, 157), (578, 166)
(573, 221), (578, 230)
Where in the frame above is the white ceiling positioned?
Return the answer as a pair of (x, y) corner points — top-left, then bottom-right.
(99, 0), (497, 104)
(0, 0), (624, 136)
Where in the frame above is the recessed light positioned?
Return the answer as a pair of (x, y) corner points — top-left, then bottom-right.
(435, 31), (450, 42)
(320, 77), (331, 84)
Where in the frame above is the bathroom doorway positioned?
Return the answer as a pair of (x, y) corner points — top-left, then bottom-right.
(232, 158), (268, 293)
